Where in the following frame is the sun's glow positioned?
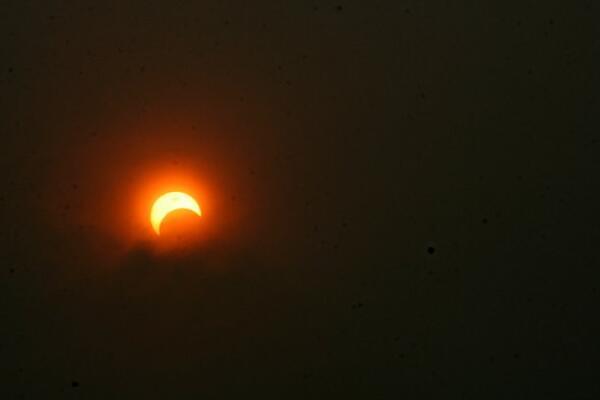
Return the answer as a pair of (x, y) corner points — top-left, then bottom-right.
(150, 191), (202, 235)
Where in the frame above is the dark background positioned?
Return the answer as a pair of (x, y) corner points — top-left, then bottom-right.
(1, 1), (599, 398)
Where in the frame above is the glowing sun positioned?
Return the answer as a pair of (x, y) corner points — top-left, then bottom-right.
(150, 191), (202, 235)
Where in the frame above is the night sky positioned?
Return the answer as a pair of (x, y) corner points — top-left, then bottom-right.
(2, 1), (599, 398)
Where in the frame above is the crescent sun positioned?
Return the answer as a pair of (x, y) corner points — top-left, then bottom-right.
(150, 191), (202, 235)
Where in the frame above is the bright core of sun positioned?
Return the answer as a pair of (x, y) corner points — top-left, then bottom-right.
(150, 191), (202, 235)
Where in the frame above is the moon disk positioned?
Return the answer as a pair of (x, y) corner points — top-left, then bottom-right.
(151, 191), (202, 235)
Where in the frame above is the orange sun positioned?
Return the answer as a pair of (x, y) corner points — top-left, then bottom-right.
(150, 191), (202, 235)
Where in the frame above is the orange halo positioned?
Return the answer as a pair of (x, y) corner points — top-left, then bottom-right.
(150, 191), (202, 235)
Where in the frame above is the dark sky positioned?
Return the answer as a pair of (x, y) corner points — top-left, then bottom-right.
(2, 1), (599, 398)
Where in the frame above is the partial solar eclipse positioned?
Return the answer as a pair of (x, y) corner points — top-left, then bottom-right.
(150, 191), (202, 235)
